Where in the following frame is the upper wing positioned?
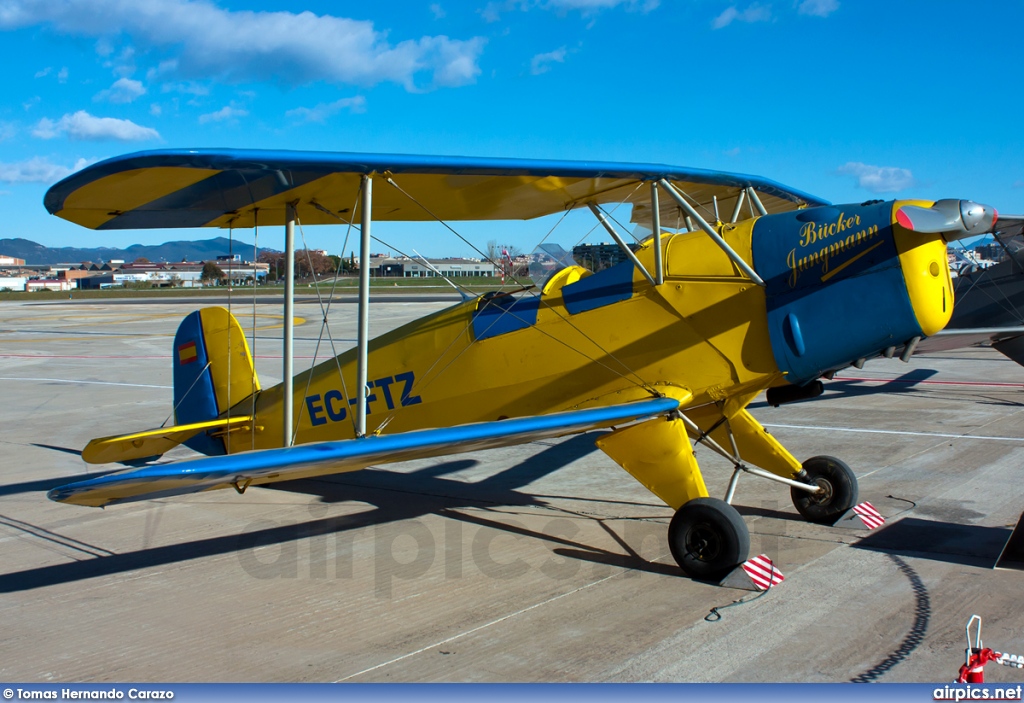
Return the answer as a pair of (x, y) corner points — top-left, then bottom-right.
(44, 149), (828, 231)
(49, 396), (683, 508)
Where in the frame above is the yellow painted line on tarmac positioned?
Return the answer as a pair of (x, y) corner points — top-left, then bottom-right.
(0, 316), (307, 341)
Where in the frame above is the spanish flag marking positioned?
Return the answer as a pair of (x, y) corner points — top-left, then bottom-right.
(178, 341), (198, 365)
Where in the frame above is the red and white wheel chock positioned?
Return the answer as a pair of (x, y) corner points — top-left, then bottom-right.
(956, 615), (1024, 683)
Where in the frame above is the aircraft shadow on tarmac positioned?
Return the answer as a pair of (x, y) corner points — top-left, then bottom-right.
(852, 517), (1012, 568)
(0, 432), (682, 593)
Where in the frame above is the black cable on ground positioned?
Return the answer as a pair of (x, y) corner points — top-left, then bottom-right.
(705, 563), (777, 622)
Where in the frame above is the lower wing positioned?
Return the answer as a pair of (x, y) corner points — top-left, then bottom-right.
(50, 396), (683, 507)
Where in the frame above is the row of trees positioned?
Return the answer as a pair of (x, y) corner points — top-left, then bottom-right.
(257, 250), (350, 280)
(196, 250), (351, 285)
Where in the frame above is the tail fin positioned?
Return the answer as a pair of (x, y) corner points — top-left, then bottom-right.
(172, 307), (260, 456)
(81, 307), (260, 465)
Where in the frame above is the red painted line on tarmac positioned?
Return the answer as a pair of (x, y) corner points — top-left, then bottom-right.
(0, 354), (320, 359)
(833, 375), (1024, 388)
(0, 354), (165, 359)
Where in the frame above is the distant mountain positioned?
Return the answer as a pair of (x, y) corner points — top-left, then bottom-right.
(0, 237), (278, 266)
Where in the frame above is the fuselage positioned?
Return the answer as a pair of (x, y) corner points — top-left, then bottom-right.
(222, 199), (953, 454)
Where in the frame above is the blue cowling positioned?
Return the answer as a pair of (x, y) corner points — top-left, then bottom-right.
(751, 200), (923, 383)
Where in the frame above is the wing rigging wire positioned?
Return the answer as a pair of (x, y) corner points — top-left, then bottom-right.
(159, 361), (213, 429)
(279, 175), (670, 442)
(361, 177), (661, 435)
(227, 169), (263, 452)
(381, 174), (657, 384)
(382, 175), (534, 290)
(226, 221), (234, 452)
(953, 240), (1024, 323)
(250, 208), (259, 451)
(287, 191), (364, 440)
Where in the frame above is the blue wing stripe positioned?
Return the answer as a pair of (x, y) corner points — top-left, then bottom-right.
(48, 397), (681, 506)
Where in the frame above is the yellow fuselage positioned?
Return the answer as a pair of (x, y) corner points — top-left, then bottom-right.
(234, 221), (778, 453)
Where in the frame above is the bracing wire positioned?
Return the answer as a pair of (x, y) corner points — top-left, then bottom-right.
(160, 361), (212, 428)
(383, 175), (531, 288)
(364, 179), (660, 434)
(226, 221), (234, 453)
(307, 194), (362, 436)
(290, 176), (663, 438)
(380, 175), (660, 389)
(251, 208), (259, 451)
(292, 215), (358, 444)
(374, 209), (653, 384)
(954, 240), (1024, 322)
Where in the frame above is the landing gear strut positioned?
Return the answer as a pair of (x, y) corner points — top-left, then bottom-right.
(668, 497), (749, 580)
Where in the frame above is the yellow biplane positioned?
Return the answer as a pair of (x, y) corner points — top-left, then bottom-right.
(43, 149), (1003, 579)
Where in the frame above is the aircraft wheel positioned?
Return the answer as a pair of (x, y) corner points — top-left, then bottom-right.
(791, 455), (859, 525)
(668, 497), (750, 580)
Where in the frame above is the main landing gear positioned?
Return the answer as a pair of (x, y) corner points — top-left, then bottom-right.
(667, 455), (859, 580)
(668, 498), (749, 581)
(791, 455), (859, 524)
(596, 410), (860, 580)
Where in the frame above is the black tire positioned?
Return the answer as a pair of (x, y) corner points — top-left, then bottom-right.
(791, 455), (859, 525)
(668, 497), (750, 580)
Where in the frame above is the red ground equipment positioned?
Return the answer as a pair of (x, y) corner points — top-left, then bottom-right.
(957, 615), (1024, 683)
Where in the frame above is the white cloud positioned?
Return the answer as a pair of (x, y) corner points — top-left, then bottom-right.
(94, 77), (147, 104)
(0, 122), (15, 141)
(547, 0), (659, 10)
(724, 146), (741, 157)
(0, 0), (485, 90)
(150, 103), (162, 116)
(95, 37), (114, 57)
(712, 3), (772, 28)
(159, 80), (210, 96)
(34, 65), (67, 81)
(482, 0), (656, 21)
(32, 111), (160, 141)
(0, 156), (91, 184)
(286, 96), (366, 123)
(837, 162), (916, 193)
(107, 47), (137, 78)
(430, 3), (446, 18)
(797, 0), (838, 17)
(198, 104), (249, 124)
(530, 47), (567, 75)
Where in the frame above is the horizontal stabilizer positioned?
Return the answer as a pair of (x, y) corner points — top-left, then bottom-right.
(52, 397), (683, 508)
(82, 416), (255, 465)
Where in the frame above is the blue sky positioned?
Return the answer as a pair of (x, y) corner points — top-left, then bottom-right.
(1, 0), (1022, 258)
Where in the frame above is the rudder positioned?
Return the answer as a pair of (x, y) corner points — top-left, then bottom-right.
(173, 307), (260, 455)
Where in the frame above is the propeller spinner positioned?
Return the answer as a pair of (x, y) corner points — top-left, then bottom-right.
(895, 199), (998, 241)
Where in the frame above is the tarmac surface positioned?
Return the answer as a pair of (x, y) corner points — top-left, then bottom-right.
(1, 296), (1023, 683)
